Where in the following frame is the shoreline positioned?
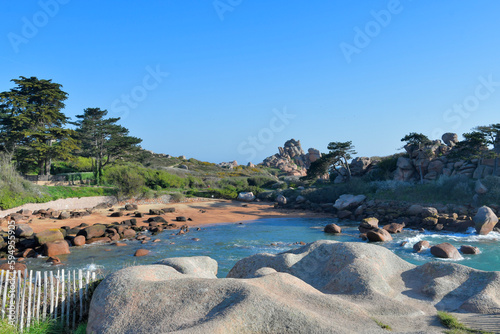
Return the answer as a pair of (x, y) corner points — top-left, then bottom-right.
(6, 199), (332, 233)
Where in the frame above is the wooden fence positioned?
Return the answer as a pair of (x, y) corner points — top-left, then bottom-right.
(0, 269), (97, 332)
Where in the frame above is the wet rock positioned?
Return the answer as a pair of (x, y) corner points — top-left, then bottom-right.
(122, 229), (136, 239)
(460, 245), (480, 255)
(86, 237), (112, 244)
(383, 223), (404, 234)
(366, 228), (393, 242)
(324, 223), (341, 234)
(358, 217), (378, 233)
(413, 240), (430, 252)
(430, 242), (461, 259)
(134, 249), (149, 257)
(473, 206), (498, 235)
(46, 257), (62, 265)
(73, 235), (86, 246)
(43, 240), (70, 257)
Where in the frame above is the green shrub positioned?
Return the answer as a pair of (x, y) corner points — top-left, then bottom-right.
(51, 157), (93, 174)
(247, 176), (276, 188)
(103, 165), (145, 198)
(171, 193), (185, 202)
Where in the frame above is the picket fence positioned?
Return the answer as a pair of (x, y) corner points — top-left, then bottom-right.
(0, 269), (97, 332)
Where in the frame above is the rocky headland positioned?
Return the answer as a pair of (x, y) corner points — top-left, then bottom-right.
(87, 240), (500, 333)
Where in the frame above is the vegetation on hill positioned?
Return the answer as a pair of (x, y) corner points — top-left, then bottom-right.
(1, 75), (500, 209)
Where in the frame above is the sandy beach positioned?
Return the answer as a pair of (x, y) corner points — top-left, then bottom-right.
(22, 199), (329, 233)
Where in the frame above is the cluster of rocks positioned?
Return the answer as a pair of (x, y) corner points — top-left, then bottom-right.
(261, 139), (321, 176)
(87, 241), (500, 333)
(217, 160), (238, 169)
(1, 205), (192, 265)
(274, 192), (500, 234)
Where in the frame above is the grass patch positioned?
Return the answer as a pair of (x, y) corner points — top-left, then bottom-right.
(437, 311), (492, 334)
(0, 318), (86, 334)
(372, 318), (392, 331)
(42, 185), (116, 199)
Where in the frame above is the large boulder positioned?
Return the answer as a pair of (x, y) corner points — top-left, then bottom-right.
(155, 256), (218, 279)
(473, 206), (498, 235)
(15, 224), (34, 238)
(88, 259), (377, 334)
(323, 223), (341, 234)
(350, 157), (371, 176)
(358, 217), (378, 233)
(78, 224), (107, 240)
(276, 194), (287, 205)
(430, 243), (461, 260)
(442, 133), (458, 147)
(43, 240), (70, 257)
(413, 240), (430, 252)
(35, 229), (64, 245)
(366, 228), (393, 242)
(88, 242), (500, 333)
(333, 194), (366, 211)
(383, 223), (404, 234)
(407, 204), (423, 216)
(236, 192), (255, 202)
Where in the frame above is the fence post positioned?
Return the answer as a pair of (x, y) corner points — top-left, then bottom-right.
(61, 269), (65, 325)
(1, 270), (9, 320)
(0, 270), (4, 319)
(79, 269), (83, 322)
(26, 270), (33, 330)
(66, 271), (70, 328)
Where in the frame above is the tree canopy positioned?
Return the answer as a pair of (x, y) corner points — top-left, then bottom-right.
(303, 141), (356, 181)
(0, 76), (77, 174)
(400, 132), (431, 147)
(73, 107), (142, 184)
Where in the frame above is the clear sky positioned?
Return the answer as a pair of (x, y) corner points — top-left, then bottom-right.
(2, 1), (500, 164)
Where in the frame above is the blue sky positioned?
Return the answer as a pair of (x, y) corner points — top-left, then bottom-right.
(2, 1), (500, 164)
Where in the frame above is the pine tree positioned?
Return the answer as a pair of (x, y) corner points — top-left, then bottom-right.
(0, 76), (78, 174)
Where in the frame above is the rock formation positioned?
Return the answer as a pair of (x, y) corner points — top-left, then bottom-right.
(88, 241), (500, 333)
(261, 139), (321, 176)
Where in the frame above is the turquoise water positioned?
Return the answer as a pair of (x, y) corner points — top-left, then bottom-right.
(23, 218), (500, 277)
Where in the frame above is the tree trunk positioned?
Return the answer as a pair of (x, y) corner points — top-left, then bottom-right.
(44, 158), (51, 175)
(343, 156), (352, 181)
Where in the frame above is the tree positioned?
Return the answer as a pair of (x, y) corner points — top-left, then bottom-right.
(72, 107), (142, 184)
(474, 124), (500, 153)
(0, 76), (78, 174)
(400, 132), (431, 148)
(327, 141), (357, 181)
(302, 153), (335, 181)
(303, 141), (356, 181)
(449, 131), (489, 161)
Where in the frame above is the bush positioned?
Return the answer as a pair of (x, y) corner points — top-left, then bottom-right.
(248, 176), (276, 188)
(51, 157), (93, 174)
(103, 165), (145, 198)
(171, 193), (185, 202)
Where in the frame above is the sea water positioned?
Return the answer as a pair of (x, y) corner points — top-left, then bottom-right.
(22, 218), (500, 277)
